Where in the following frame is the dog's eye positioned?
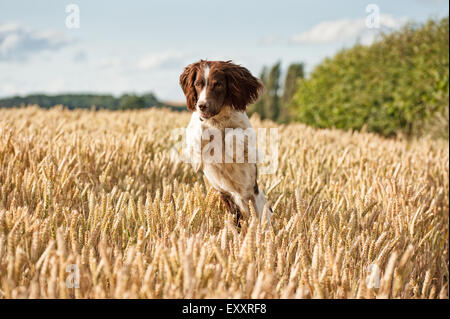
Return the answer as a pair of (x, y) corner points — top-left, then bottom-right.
(195, 81), (203, 87)
(213, 81), (222, 87)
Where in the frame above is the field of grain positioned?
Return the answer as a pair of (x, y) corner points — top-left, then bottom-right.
(0, 106), (448, 299)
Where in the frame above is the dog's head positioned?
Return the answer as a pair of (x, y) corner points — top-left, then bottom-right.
(179, 60), (263, 120)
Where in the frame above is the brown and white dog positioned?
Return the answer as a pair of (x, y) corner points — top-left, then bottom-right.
(179, 60), (272, 222)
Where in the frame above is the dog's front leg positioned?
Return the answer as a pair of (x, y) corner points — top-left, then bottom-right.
(219, 192), (243, 226)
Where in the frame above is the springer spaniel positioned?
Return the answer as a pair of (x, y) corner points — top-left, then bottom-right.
(179, 60), (272, 223)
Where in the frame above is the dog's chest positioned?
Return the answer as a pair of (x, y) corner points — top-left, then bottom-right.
(185, 110), (256, 196)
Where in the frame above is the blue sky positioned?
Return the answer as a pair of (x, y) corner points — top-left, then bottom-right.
(0, 0), (448, 101)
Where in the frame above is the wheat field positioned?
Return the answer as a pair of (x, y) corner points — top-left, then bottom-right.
(0, 106), (448, 299)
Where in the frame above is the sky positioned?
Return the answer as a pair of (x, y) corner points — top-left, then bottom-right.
(0, 0), (448, 102)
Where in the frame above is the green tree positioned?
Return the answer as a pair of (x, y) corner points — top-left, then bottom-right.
(282, 63), (304, 105)
(263, 61), (281, 121)
(248, 66), (268, 118)
(119, 94), (146, 110)
(280, 63), (304, 122)
(141, 92), (160, 107)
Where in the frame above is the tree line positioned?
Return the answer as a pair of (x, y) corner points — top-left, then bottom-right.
(0, 92), (184, 111)
(248, 62), (304, 123)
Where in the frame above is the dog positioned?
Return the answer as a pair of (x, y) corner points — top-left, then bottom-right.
(179, 60), (272, 223)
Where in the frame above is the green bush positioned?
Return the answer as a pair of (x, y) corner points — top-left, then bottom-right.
(119, 94), (146, 110)
(291, 17), (449, 138)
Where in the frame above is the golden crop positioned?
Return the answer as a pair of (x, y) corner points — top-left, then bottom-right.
(0, 106), (448, 298)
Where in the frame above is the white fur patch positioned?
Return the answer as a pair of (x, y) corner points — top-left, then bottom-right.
(184, 112), (203, 172)
(196, 66), (210, 109)
(254, 190), (270, 219)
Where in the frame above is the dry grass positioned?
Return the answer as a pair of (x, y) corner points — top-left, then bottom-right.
(0, 106), (448, 299)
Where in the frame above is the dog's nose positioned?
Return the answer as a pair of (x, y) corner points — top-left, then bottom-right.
(198, 102), (207, 111)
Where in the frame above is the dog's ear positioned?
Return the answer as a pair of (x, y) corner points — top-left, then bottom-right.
(223, 61), (263, 111)
(180, 62), (200, 111)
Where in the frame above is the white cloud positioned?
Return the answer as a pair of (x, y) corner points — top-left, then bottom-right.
(137, 51), (184, 70)
(0, 33), (21, 54)
(290, 14), (408, 45)
(0, 23), (72, 61)
(0, 23), (20, 34)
